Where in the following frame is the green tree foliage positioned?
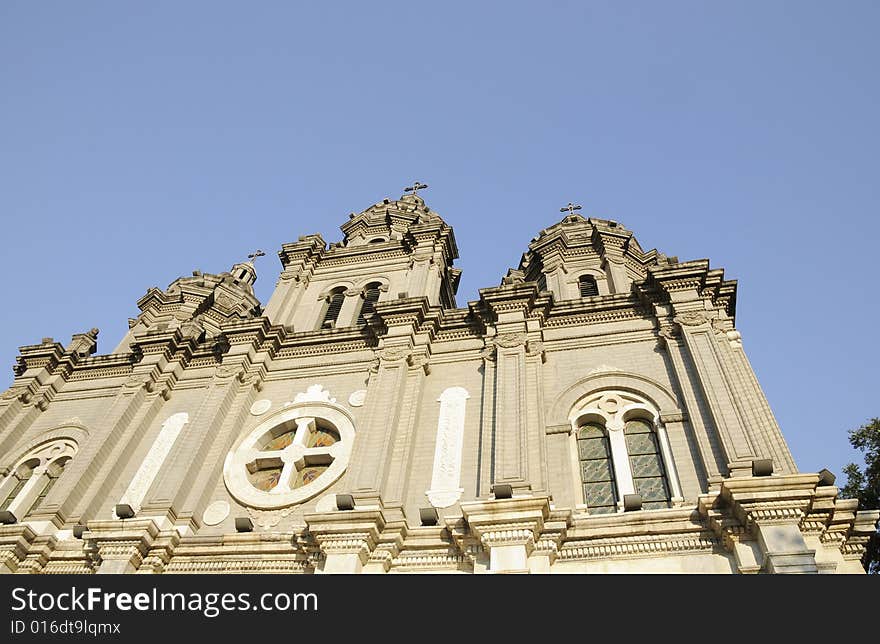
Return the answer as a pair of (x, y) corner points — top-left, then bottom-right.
(840, 417), (880, 573)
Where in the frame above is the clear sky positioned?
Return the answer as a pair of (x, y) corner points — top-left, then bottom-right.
(1, 2), (877, 483)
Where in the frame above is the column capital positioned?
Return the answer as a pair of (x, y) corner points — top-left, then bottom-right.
(84, 518), (160, 573)
(304, 507), (388, 569)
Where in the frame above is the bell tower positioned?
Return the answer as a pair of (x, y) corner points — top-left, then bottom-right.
(264, 186), (461, 331)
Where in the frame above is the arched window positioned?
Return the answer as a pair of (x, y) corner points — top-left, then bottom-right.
(624, 418), (671, 509)
(368, 237), (386, 244)
(356, 282), (382, 325)
(578, 274), (599, 297)
(577, 421), (617, 515)
(0, 439), (77, 524)
(570, 391), (680, 513)
(31, 458), (71, 512)
(0, 461), (35, 512)
(320, 287), (346, 329)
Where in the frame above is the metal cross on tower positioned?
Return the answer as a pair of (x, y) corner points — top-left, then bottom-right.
(247, 249), (266, 263)
(403, 181), (428, 196)
(560, 202), (582, 217)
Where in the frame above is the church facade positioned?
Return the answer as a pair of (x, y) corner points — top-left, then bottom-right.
(0, 190), (876, 574)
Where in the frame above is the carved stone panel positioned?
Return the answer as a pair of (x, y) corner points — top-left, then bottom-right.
(426, 387), (470, 508)
(117, 412), (189, 516)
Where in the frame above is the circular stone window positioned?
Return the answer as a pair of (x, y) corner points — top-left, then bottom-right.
(223, 401), (355, 509)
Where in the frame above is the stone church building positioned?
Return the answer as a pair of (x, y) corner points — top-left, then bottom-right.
(1, 189), (876, 574)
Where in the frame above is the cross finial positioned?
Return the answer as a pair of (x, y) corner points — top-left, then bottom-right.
(560, 202), (582, 217)
(247, 249), (266, 263)
(403, 181), (428, 197)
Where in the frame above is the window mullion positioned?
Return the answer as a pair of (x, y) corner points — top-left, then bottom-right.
(607, 420), (636, 505)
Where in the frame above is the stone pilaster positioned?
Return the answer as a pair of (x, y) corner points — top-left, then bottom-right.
(479, 282), (548, 492)
(351, 298), (431, 496)
(657, 326), (725, 485)
(460, 496), (551, 573)
(711, 323), (797, 474)
(674, 312), (756, 476)
(84, 518), (159, 574)
(264, 234), (325, 328)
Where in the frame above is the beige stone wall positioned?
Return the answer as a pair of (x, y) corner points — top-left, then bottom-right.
(0, 197), (875, 574)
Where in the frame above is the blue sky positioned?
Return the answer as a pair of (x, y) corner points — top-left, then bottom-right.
(1, 2), (878, 483)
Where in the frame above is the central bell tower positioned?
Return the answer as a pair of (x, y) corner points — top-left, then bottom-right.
(264, 190), (461, 331)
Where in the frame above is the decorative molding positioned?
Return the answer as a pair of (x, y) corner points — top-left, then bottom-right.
(378, 346), (412, 362)
(545, 423), (571, 435)
(246, 506), (293, 529)
(674, 311), (711, 327)
(203, 500), (231, 526)
(213, 364), (243, 381)
(249, 399), (272, 416)
(292, 384), (336, 404)
(559, 534), (718, 560)
(348, 390), (367, 407)
(493, 332), (527, 349)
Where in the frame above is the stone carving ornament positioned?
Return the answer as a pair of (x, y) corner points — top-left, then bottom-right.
(117, 412), (189, 517)
(250, 399), (272, 416)
(348, 390), (367, 407)
(674, 311), (711, 327)
(426, 387), (470, 508)
(378, 346), (412, 362)
(493, 332), (527, 348)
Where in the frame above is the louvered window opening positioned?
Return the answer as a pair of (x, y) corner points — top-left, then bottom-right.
(579, 275), (599, 297)
(356, 284), (381, 325)
(321, 290), (345, 328)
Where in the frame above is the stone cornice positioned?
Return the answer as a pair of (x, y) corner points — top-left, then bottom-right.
(642, 260), (737, 318)
(83, 518), (160, 570)
(278, 234), (327, 270)
(303, 507), (388, 563)
(460, 496), (552, 545)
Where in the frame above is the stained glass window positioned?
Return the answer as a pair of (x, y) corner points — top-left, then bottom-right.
(625, 419), (670, 509)
(307, 426), (338, 448)
(263, 429), (295, 451)
(0, 474), (29, 511)
(577, 422), (617, 514)
(295, 465), (328, 488)
(248, 466), (283, 492)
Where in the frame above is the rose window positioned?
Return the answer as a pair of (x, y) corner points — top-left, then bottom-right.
(224, 398), (355, 510)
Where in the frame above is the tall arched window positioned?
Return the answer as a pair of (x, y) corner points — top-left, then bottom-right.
(625, 419), (671, 509)
(578, 274), (599, 297)
(0, 439), (77, 524)
(356, 282), (382, 325)
(577, 421), (617, 514)
(0, 461), (35, 512)
(570, 391), (681, 514)
(320, 287), (346, 329)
